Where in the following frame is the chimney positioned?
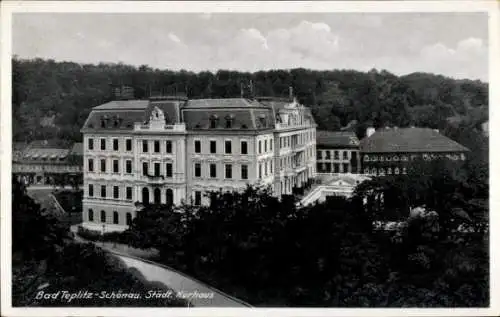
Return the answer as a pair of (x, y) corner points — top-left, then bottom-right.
(366, 127), (376, 138)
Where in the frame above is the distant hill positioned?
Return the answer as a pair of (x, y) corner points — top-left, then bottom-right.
(12, 58), (488, 142)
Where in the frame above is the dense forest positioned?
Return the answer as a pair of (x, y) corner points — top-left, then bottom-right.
(12, 57), (488, 143)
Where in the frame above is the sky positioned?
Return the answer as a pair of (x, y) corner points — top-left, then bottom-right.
(12, 12), (489, 81)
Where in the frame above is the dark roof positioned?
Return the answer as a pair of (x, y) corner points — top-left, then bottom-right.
(69, 143), (83, 156)
(93, 100), (149, 110)
(316, 131), (359, 148)
(185, 98), (267, 109)
(360, 127), (470, 153)
(182, 98), (274, 130)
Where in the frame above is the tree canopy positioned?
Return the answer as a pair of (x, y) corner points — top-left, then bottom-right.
(13, 58), (488, 142)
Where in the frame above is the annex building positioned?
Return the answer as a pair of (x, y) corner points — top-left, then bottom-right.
(80, 95), (317, 232)
(359, 127), (470, 176)
(13, 140), (83, 186)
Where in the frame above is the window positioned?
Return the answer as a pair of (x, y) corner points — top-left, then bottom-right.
(343, 163), (349, 173)
(100, 159), (106, 172)
(166, 163), (172, 177)
(194, 140), (201, 153)
(241, 141), (248, 154)
(113, 139), (119, 151)
(100, 210), (106, 223)
(210, 117), (218, 128)
(395, 167), (400, 175)
(317, 151), (322, 159)
(225, 164), (232, 179)
(280, 138), (283, 149)
(126, 139), (132, 151)
(100, 139), (106, 150)
(126, 160), (132, 173)
(113, 186), (119, 199)
(210, 140), (216, 154)
(241, 165), (248, 180)
(126, 187), (132, 200)
(126, 213), (132, 226)
(265, 162), (268, 176)
(270, 161), (273, 174)
(334, 164), (339, 173)
(166, 189), (173, 206)
(88, 159), (94, 172)
(88, 209), (94, 222)
(343, 151), (348, 160)
(210, 164), (217, 178)
(270, 139), (273, 151)
(194, 163), (201, 177)
(142, 140), (148, 153)
(142, 162), (148, 176)
(88, 184), (94, 197)
(225, 140), (232, 154)
(264, 140), (267, 152)
(101, 185), (106, 198)
(88, 138), (94, 150)
(166, 140), (172, 153)
(258, 141), (262, 154)
(259, 163), (262, 178)
(113, 159), (119, 173)
(225, 118), (233, 128)
(154, 163), (160, 176)
(194, 191), (202, 206)
(154, 140), (160, 153)
(334, 151), (339, 160)
(142, 187), (149, 204)
(113, 211), (119, 224)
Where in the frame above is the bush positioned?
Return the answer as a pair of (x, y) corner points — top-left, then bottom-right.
(76, 225), (129, 244)
(76, 226), (102, 241)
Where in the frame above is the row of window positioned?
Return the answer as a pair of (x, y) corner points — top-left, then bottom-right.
(317, 162), (351, 173)
(193, 163), (248, 180)
(364, 167), (407, 175)
(258, 160), (273, 178)
(363, 155), (409, 162)
(88, 158), (133, 174)
(88, 159), (175, 177)
(317, 150), (352, 160)
(88, 184), (134, 200)
(87, 209), (133, 226)
(88, 138), (134, 152)
(279, 130), (315, 149)
(258, 138), (273, 154)
(194, 139), (248, 155)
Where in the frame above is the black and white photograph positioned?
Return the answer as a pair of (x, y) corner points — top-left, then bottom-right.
(1, 1), (498, 316)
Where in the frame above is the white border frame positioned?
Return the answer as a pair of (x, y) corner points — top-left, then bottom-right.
(1, 1), (499, 317)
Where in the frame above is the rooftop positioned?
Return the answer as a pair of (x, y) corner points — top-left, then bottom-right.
(360, 127), (469, 153)
(92, 100), (150, 110)
(185, 98), (268, 109)
(316, 131), (359, 148)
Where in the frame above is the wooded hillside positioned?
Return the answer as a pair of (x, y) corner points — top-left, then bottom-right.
(12, 57), (488, 143)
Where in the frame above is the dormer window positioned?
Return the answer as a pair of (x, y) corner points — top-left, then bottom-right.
(258, 115), (266, 128)
(210, 115), (219, 128)
(100, 120), (105, 128)
(225, 114), (235, 129)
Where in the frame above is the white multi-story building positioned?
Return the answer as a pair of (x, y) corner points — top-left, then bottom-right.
(80, 95), (316, 232)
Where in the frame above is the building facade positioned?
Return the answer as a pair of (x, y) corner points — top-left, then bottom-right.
(315, 131), (360, 174)
(80, 96), (316, 232)
(360, 127), (469, 176)
(12, 141), (83, 186)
